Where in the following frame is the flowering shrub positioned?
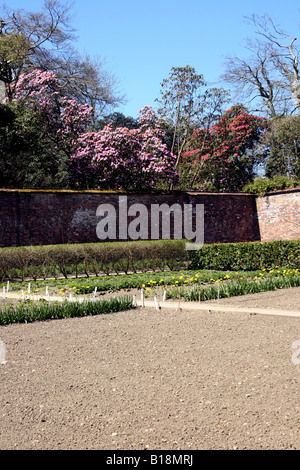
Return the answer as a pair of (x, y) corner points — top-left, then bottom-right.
(11, 71), (178, 190)
(11, 69), (93, 155)
(69, 106), (179, 190)
(181, 105), (268, 192)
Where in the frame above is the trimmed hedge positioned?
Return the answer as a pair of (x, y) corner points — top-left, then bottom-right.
(1, 238), (299, 282)
(0, 239), (188, 281)
(189, 239), (300, 271)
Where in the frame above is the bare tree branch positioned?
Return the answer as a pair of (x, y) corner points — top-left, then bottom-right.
(222, 13), (300, 116)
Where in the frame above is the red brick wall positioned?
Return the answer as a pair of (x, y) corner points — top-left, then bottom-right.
(0, 189), (261, 247)
(256, 188), (300, 242)
(0, 188), (298, 247)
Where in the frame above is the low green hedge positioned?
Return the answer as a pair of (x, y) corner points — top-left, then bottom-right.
(1, 238), (299, 282)
(189, 239), (300, 271)
(242, 176), (300, 196)
(0, 239), (188, 281)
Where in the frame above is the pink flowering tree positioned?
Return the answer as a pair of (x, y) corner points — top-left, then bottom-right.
(10, 71), (178, 190)
(69, 106), (179, 190)
(11, 69), (93, 156)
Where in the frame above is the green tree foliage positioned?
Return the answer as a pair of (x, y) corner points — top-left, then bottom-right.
(253, 114), (300, 178)
(242, 176), (300, 195)
(96, 112), (138, 131)
(0, 101), (69, 188)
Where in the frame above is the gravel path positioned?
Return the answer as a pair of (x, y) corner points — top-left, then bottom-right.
(0, 287), (300, 450)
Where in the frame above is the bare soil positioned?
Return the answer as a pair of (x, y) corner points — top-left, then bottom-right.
(0, 287), (300, 450)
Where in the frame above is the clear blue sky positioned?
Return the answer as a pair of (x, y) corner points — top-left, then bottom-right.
(5, 0), (300, 118)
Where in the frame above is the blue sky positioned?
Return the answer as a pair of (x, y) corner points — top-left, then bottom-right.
(5, 0), (300, 118)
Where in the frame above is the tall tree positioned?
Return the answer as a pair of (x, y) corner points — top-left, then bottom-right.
(155, 65), (230, 187)
(0, 101), (70, 189)
(222, 14), (300, 117)
(251, 114), (300, 178)
(0, 68), (93, 189)
(0, 0), (124, 120)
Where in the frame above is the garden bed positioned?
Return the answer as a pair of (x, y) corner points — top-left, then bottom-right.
(1, 286), (300, 450)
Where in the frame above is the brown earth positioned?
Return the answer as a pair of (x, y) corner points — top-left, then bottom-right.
(0, 287), (300, 450)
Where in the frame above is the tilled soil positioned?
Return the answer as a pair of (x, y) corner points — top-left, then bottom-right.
(0, 287), (300, 450)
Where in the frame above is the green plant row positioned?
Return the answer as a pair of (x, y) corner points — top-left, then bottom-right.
(0, 239), (188, 282)
(166, 270), (300, 302)
(189, 239), (300, 271)
(0, 296), (135, 325)
(2, 269), (261, 295)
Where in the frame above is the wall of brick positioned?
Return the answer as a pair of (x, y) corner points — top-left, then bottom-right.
(0, 189), (262, 247)
(0, 188), (298, 247)
(256, 188), (300, 242)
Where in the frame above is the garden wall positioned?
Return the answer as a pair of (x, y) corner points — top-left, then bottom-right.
(0, 189), (260, 247)
(256, 188), (300, 242)
(0, 188), (298, 247)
